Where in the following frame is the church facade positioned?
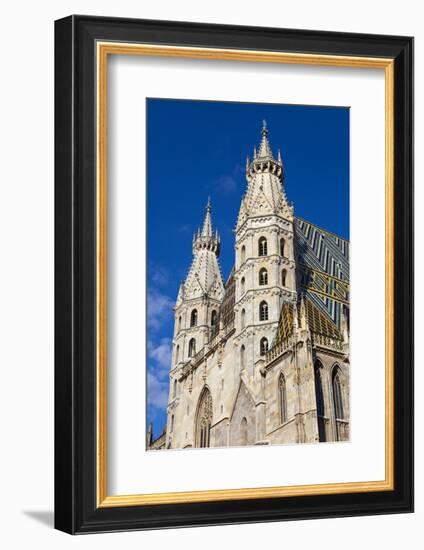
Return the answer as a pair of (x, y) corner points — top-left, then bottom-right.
(148, 123), (350, 450)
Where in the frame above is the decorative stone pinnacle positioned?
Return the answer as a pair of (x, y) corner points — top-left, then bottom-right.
(258, 120), (273, 159)
(193, 198), (221, 256)
(245, 122), (283, 183)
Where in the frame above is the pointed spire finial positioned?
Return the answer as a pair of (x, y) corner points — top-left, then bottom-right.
(192, 197), (221, 256)
(201, 197), (213, 237)
(258, 120), (273, 159)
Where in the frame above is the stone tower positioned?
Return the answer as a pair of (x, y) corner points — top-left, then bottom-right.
(234, 121), (297, 374)
(166, 199), (225, 448)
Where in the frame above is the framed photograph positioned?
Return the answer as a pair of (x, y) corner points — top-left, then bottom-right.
(54, 15), (413, 533)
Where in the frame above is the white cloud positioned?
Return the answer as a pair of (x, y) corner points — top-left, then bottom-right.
(214, 163), (244, 194)
(147, 290), (173, 331)
(147, 371), (169, 410)
(149, 337), (172, 376)
(150, 262), (169, 286)
(215, 174), (237, 194)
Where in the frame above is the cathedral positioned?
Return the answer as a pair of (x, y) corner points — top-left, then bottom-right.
(147, 122), (350, 450)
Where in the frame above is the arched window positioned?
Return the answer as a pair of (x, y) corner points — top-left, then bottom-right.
(241, 309), (246, 329)
(188, 338), (196, 358)
(314, 360), (326, 442)
(260, 337), (268, 356)
(178, 316), (182, 331)
(240, 417), (248, 446)
(258, 237), (268, 256)
(259, 268), (268, 286)
(211, 310), (217, 327)
(279, 373), (287, 424)
(240, 344), (245, 371)
(280, 238), (286, 257)
(175, 345), (180, 364)
(170, 414), (174, 433)
(173, 379), (177, 398)
(240, 277), (245, 295)
(259, 301), (268, 321)
(281, 269), (287, 287)
(195, 387), (213, 448)
(240, 245), (246, 264)
(190, 309), (198, 327)
(332, 367), (344, 420)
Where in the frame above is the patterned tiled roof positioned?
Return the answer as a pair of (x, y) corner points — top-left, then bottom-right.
(274, 297), (342, 347)
(294, 217), (349, 329)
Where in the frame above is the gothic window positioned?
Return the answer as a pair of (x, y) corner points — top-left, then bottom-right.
(240, 344), (245, 371)
(258, 237), (268, 256)
(240, 245), (246, 264)
(240, 277), (245, 295)
(173, 379), (177, 398)
(241, 308), (246, 329)
(260, 337), (268, 356)
(280, 238), (286, 257)
(211, 309), (217, 327)
(178, 316), (182, 331)
(240, 417), (248, 446)
(259, 268), (268, 286)
(259, 300), (268, 321)
(332, 367), (344, 420)
(279, 373), (287, 423)
(314, 360), (326, 442)
(281, 269), (287, 287)
(190, 309), (198, 327)
(175, 345), (180, 364)
(188, 338), (196, 358)
(195, 387), (213, 448)
(170, 414), (174, 433)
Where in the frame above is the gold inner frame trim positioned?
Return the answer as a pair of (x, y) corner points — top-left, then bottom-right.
(96, 42), (395, 508)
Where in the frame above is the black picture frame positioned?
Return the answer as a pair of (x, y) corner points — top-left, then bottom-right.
(55, 15), (414, 534)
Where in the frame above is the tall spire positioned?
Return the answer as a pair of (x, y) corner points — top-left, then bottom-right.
(193, 198), (220, 255)
(245, 121), (283, 182)
(237, 122), (292, 230)
(178, 197), (224, 305)
(201, 197), (213, 237)
(258, 119), (273, 159)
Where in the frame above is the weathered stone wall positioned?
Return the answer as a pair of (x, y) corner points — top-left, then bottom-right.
(228, 380), (256, 446)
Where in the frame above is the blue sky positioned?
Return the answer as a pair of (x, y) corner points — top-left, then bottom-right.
(146, 98), (349, 439)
